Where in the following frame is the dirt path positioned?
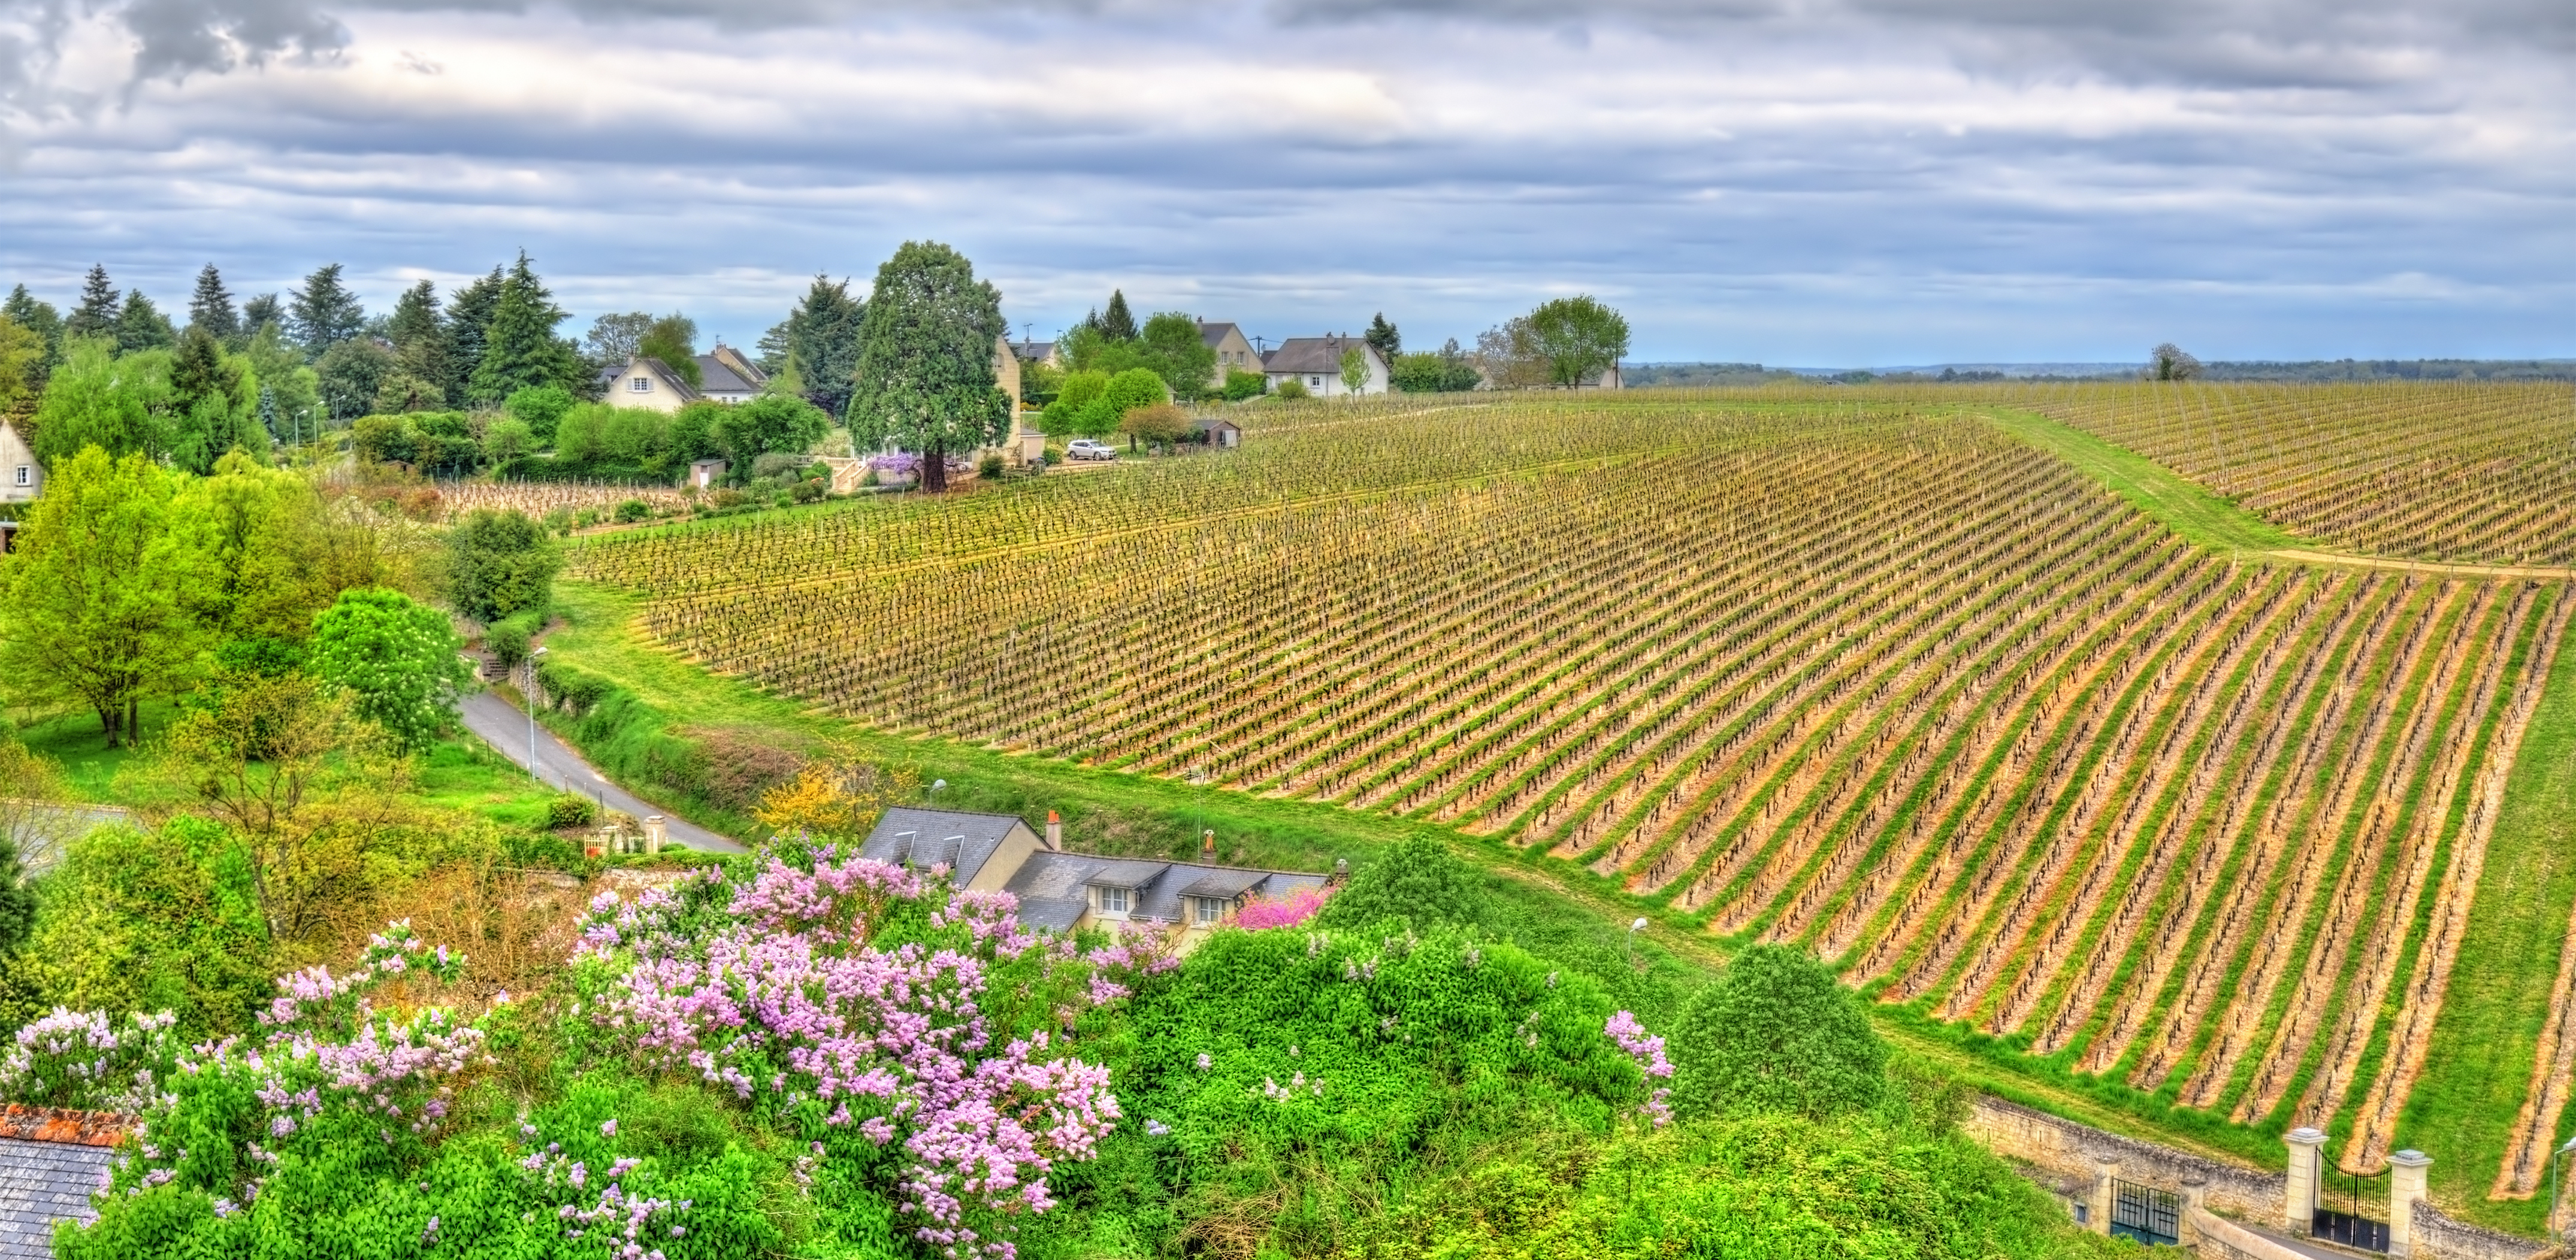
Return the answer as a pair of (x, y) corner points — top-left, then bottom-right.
(2263, 549), (2576, 581)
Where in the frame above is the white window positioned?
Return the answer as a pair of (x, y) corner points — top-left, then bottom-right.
(11, 465), (26, 487)
(1308, 376), (1321, 387)
(1194, 897), (1224, 925)
(1098, 886), (1129, 914)
(629, 376), (652, 393)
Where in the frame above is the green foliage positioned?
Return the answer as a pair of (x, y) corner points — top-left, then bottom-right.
(4, 284), (64, 371)
(441, 266), (506, 404)
(1314, 834), (1486, 932)
(1096, 289), (1138, 342)
(504, 384), (576, 442)
(386, 278), (451, 390)
(187, 265), (241, 347)
(1222, 368), (1266, 401)
(0, 446), (212, 747)
(8, 817), (270, 1038)
(1390, 340), (1483, 393)
(713, 393), (830, 467)
(1525, 295), (1629, 389)
(1340, 346), (1371, 395)
(542, 402), (719, 479)
(486, 618), (532, 673)
(758, 275), (866, 419)
(1669, 944), (1887, 1122)
(1102, 367), (1166, 418)
(446, 508), (562, 625)
(1040, 368), (1111, 437)
(114, 289), (176, 355)
(846, 241), (1010, 489)
(65, 265), (120, 343)
(167, 324), (266, 475)
(351, 410), (480, 475)
(314, 335), (395, 422)
(1274, 377), (1311, 401)
(1138, 311), (1219, 400)
(306, 587), (471, 750)
(241, 323), (323, 447)
(1338, 1113), (2124, 1260)
(1364, 311), (1401, 360)
(639, 313), (702, 388)
(546, 792), (598, 830)
(468, 252), (583, 405)
(481, 415), (534, 465)
(288, 262), (367, 357)
(28, 337), (162, 463)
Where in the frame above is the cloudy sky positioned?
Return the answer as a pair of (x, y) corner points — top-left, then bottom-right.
(1, 0), (2569, 364)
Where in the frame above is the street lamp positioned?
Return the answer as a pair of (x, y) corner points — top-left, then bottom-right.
(2553, 1134), (2576, 1244)
(527, 646), (549, 789)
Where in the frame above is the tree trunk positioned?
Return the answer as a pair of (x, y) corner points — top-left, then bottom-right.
(924, 442), (948, 493)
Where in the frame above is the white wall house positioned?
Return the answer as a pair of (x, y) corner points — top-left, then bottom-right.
(1262, 335), (1390, 398)
(2, 420), (40, 502)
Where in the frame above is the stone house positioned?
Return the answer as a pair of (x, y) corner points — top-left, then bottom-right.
(1262, 335), (1390, 398)
(1196, 322), (1261, 390)
(2, 420), (38, 505)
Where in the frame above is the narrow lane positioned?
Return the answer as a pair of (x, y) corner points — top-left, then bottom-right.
(457, 690), (746, 854)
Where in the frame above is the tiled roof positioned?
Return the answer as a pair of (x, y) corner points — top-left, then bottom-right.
(861, 808), (1035, 887)
(999, 852), (1328, 928)
(694, 353), (761, 395)
(633, 358), (704, 404)
(1195, 321), (1242, 349)
(0, 1107), (131, 1259)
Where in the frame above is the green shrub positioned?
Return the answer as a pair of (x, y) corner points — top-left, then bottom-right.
(1312, 834), (1487, 932)
(545, 793), (599, 831)
(307, 588), (473, 750)
(446, 508), (561, 624)
(1668, 943), (1886, 1121)
(485, 619), (531, 673)
(1274, 377), (1311, 401)
(1222, 368), (1267, 401)
(978, 453), (1004, 479)
(615, 498), (652, 523)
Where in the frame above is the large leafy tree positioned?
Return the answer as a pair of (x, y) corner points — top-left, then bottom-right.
(2149, 343), (2202, 381)
(288, 263), (367, 358)
(637, 313), (701, 387)
(306, 587), (471, 751)
(1313, 834), (1487, 932)
(712, 393), (828, 468)
(314, 337), (395, 422)
(467, 252), (580, 405)
(187, 264), (242, 347)
(0, 447), (214, 747)
(445, 508), (561, 625)
(116, 290), (176, 355)
(28, 338), (162, 464)
(758, 276), (865, 419)
(168, 325), (265, 474)
(1137, 311), (1217, 400)
(442, 266), (504, 401)
(3, 285), (63, 371)
(0, 316), (44, 417)
(243, 323), (322, 447)
(1667, 943), (1886, 1121)
(65, 265), (120, 341)
(1525, 295), (1629, 389)
(584, 311), (654, 367)
(846, 241), (1009, 493)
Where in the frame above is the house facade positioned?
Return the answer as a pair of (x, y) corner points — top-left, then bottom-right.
(2, 420), (40, 505)
(858, 807), (1329, 941)
(606, 356), (704, 414)
(1262, 335), (1390, 398)
(1196, 322), (1261, 390)
(696, 345), (769, 404)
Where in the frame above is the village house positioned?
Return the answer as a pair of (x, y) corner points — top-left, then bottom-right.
(1262, 335), (1390, 398)
(1195, 321), (1260, 390)
(0, 419), (40, 555)
(696, 344), (769, 404)
(1008, 340), (1060, 369)
(858, 807), (1329, 941)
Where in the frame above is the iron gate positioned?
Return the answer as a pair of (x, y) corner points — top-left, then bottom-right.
(2111, 1180), (2182, 1247)
(2313, 1208), (2390, 1252)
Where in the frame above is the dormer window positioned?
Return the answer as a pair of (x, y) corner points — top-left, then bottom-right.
(1098, 886), (1130, 915)
(629, 376), (652, 393)
(1193, 896), (1225, 925)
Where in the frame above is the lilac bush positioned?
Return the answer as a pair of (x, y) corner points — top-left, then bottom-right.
(1606, 1009), (1674, 1127)
(573, 847), (1150, 1259)
(1233, 885), (1331, 930)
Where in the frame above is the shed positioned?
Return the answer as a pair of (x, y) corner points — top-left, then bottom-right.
(0, 1105), (131, 1258)
(688, 458), (728, 490)
(1191, 417), (1242, 449)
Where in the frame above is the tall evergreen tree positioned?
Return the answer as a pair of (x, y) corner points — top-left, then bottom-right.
(443, 266), (506, 402)
(1099, 289), (1138, 341)
(845, 241), (1009, 495)
(116, 290), (176, 354)
(757, 277), (864, 419)
(188, 264), (242, 347)
(241, 292), (283, 336)
(168, 325), (262, 474)
(386, 278), (451, 396)
(287, 263), (367, 357)
(3, 285), (64, 371)
(65, 265), (120, 341)
(1364, 312), (1401, 361)
(465, 252), (579, 405)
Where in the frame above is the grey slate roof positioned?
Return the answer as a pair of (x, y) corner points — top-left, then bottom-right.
(1263, 337), (1375, 375)
(860, 808), (1035, 887)
(694, 353), (762, 396)
(1000, 852), (1328, 928)
(0, 1136), (110, 1256)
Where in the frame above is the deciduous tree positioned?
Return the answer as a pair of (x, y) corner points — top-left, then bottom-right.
(28, 338), (162, 463)
(0, 316), (44, 417)
(444, 508), (561, 625)
(1340, 346), (1370, 396)
(584, 311), (653, 366)
(2149, 343), (2202, 381)
(713, 393), (829, 468)
(846, 241), (1010, 493)
(3, 285), (63, 371)
(313, 337), (395, 422)
(306, 587), (471, 750)
(1138, 311), (1217, 400)
(637, 313), (701, 388)
(0, 447), (214, 747)
(1525, 295), (1629, 389)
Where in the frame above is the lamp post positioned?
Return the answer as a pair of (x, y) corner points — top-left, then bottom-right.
(2553, 1134), (2576, 1244)
(527, 646), (549, 789)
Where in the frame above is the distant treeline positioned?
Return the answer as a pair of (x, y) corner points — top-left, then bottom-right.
(1626, 358), (2576, 386)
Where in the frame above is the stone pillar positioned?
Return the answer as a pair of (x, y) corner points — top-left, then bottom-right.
(2285, 1127), (2329, 1231)
(2090, 1153), (2120, 1235)
(643, 816), (665, 855)
(2388, 1150), (2432, 1258)
(2179, 1175), (2208, 1246)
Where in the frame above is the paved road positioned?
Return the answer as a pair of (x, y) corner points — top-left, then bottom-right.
(458, 690), (746, 854)
(3, 801), (134, 874)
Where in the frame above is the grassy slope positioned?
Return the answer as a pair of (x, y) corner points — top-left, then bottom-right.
(1981, 408), (2314, 557)
(2401, 620), (2576, 1237)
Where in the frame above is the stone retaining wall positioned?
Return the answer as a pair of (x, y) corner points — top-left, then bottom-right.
(1963, 1096), (2283, 1222)
(2416, 1200), (2549, 1260)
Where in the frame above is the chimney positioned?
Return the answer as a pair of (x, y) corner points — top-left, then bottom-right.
(1202, 829), (1217, 859)
(1045, 810), (1062, 851)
